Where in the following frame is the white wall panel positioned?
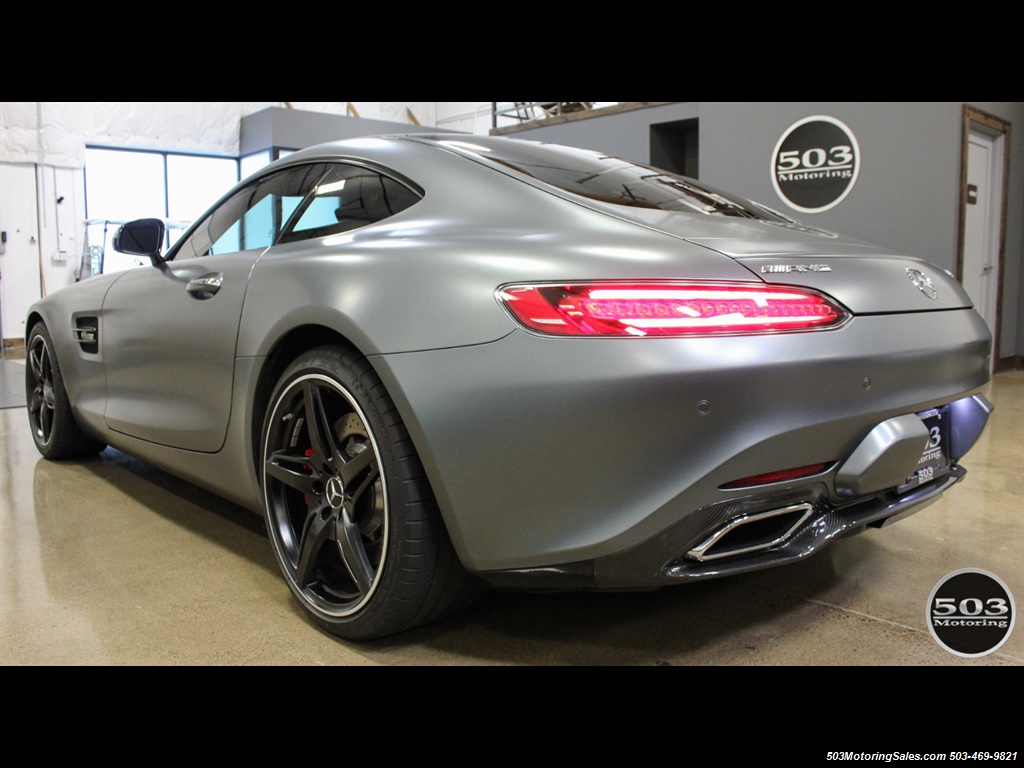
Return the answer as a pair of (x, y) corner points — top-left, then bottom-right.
(0, 163), (43, 340)
(1, 102), (40, 165)
(2, 102), (457, 167)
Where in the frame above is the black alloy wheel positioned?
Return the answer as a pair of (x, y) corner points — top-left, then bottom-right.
(260, 346), (483, 639)
(25, 323), (105, 460)
(27, 329), (57, 448)
(264, 370), (388, 618)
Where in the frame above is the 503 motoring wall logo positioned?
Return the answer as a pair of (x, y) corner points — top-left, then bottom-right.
(771, 115), (860, 213)
(927, 569), (1016, 657)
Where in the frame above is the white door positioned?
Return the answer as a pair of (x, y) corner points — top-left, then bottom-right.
(960, 127), (1004, 361)
(0, 163), (43, 344)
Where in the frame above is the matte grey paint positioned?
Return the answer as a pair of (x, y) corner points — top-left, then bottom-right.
(948, 394), (995, 460)
(834, 414), (930, 497)
(101, 250), (258, 452)
(372, 310), (989, 571)
(27, 134), (994, 584)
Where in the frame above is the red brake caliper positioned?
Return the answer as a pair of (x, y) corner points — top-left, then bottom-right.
(303, 448), (314, 505)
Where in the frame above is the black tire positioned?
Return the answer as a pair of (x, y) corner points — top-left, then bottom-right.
(260, 346), (484, 640)
(26, 323), (106, 460)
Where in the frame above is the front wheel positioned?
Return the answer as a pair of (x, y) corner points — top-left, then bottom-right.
(26, 323), (106, 459)
(260, 346), (482, 640)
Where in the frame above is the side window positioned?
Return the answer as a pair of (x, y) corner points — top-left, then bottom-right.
(280, 164), (421, 243)
(171, 163), (329, 259)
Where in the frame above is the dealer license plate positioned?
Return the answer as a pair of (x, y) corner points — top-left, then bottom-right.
(897, 406), (951, 493)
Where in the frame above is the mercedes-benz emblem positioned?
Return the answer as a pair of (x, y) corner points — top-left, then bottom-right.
(325, 476), (345, 509)
(906, 267), (938, 300)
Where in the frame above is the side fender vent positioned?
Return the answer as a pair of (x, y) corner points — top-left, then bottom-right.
(73, 316), (99, 354)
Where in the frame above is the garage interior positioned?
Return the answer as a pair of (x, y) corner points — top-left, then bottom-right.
(1, 102), (1021, 665)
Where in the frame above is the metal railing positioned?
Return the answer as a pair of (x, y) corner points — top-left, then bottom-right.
(491, 102), (596, 128)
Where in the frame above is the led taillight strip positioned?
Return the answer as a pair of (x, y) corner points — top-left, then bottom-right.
(498, 283), (849, 337)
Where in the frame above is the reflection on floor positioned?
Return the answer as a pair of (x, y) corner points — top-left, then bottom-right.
(1, 372), (1021, 666)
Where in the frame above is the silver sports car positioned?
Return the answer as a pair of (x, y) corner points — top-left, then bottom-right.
(26, 134), (994, 639)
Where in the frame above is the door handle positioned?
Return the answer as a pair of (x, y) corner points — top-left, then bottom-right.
(186, 273), (223, 298)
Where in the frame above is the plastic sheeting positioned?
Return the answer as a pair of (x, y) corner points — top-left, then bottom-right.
(0, 102), (440, 168)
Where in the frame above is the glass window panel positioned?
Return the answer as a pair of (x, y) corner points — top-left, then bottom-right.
(167, 154), (238, 223)
(228, 195), (275, 253)
(441, 136), (785, 220)
(240, 151), (271, 180)
(282, 164), (421, 243)
(85, 148), (165, 220)
(173, 164), (329, 260)
(291, 194), (340, 233)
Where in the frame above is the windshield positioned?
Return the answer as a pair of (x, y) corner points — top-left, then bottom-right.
(433, 136), (787, 221)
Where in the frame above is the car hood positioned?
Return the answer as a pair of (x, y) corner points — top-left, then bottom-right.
(584, 200), (975, 314)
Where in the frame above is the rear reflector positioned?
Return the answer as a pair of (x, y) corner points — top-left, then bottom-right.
(720, 462), (833, 489)
(498, 283), (848, 336)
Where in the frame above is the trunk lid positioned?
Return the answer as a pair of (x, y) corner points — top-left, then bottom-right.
(597, 205), (974, 314)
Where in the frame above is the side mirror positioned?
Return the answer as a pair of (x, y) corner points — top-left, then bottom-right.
(113, 218), (166, 266)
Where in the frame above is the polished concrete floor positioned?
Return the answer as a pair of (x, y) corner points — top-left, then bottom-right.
(2, 360), (1021, 666)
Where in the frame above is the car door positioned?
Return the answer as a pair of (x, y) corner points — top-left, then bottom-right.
(101, 162), (330, 452)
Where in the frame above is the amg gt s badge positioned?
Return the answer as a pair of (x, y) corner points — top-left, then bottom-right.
(906, 267), (939, 300)
(760, 264), (833, 274)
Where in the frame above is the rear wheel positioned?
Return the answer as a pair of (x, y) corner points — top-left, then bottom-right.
(26, 323), (106, 459)
(260, 346), (483, 640)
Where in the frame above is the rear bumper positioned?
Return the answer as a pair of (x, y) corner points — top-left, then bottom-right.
(481, 391), (992, 590)
(372, 308), (992, 579)
(484, 461), (971, 590)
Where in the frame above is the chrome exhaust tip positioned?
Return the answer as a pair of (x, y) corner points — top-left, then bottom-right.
(687, 503), (814, 562)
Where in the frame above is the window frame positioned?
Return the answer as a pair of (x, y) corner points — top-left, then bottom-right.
(277, 161), (423, 245)
(165, 159), (425, 261)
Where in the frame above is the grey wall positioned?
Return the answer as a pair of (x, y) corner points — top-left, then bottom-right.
(502, 102), (1023, 362)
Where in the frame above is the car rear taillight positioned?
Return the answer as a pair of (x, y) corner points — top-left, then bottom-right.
(498, 283), (848, 336)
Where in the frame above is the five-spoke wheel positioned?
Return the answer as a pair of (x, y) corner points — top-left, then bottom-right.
(263, 370), (388, 618)
(27, 329), (57, 447)
(261, 346), (482, 639)
(25, 323), (105, 459)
